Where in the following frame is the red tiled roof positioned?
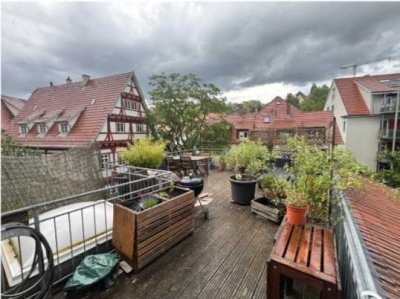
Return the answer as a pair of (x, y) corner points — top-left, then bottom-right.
(1, 95), (26, 131)
(7, 72), (133, 148)
(347, 179), (400, 299)
(334, 73), (400, 116)
(334, 123), (343, 145)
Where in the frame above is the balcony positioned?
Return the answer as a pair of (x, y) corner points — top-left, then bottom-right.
(380, 105), (398, 113)
(379, 129), (400, 139)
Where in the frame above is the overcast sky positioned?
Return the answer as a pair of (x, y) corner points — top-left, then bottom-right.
(2, 2), (400, 103)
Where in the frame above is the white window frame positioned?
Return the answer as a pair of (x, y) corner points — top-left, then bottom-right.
(20, 125), (28, 134)
(124, 99), (138, 111)
(238, 130), (249, 140)
(116, 122), (125, 133)
(100, 154), (110, 170)
(60, 122), (69, 134)
(38, 123), (47, 134)
(137, 124), (145, 133)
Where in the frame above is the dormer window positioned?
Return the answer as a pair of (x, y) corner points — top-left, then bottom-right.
(263, 116), (271, 123)
(60, 122), (69, 134)
(19, 124), (28, 135)
(38, 123), (47, 134)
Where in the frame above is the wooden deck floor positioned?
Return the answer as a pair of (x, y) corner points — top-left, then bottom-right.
(58, 170), (278, 299)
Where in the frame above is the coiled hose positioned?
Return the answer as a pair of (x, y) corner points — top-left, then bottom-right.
(1, 222), (54, 299)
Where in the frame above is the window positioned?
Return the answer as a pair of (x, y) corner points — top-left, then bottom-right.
(38, 123), (47, 134)
(137, 124), (146, 133)
(238, 130), (249, 140)
(331, 105), (335, 112)
(343, 120), (346, 132)
(124, 99), (137, 111)
(20, 125), (28, 134)
(116, 122), (125, 133)
(263, 116), (271, 123)
(100, 154), (109, 170)
(60, 122), (69, 134)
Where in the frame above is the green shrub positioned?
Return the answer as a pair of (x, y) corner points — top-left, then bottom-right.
(225, 141), (273, 179)
(142, 197), (159, 209)
(120, 137), (166, 169)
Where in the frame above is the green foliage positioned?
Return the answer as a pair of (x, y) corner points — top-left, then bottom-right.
(226, 100), (263, 115)
(242, 100), (263, 113)
(286, 94), (300, 108)
(377, 150), (400, 188)
(260, 174), (287, 203)
(284, 136), (361, 223)
(226, 141), (273, 179)
(157, 191), (169, 198)
(120, 137), (166, 169)
(198, 120), (232, 148)
(148, 73), (227, 151)
(168, 182), (175, 193)
(300, 83), (329, 111)
(1, 133), (40, 156)
(142, 197), (159, 209)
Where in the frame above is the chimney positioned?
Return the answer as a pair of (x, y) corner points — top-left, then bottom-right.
(49, 81), (53, 87)
(286, 101), (291, 115)
(82, 74), (90, 85)
(66, 76), (72, 84)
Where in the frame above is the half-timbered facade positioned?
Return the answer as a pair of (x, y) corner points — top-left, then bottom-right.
(6, 72), (149, 165)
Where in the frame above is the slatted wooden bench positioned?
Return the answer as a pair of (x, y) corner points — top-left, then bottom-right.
(267, 220), (341, 298)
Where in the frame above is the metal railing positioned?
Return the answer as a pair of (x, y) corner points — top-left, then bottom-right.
(380, 105), (397, 113)
(1, 163), (173, 291)
(334, 192), (384, 299)
(378, 129), (400, 139)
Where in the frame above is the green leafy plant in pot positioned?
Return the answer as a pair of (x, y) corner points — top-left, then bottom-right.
(284, 136), (362, 226)
(226, 141), (272, 205)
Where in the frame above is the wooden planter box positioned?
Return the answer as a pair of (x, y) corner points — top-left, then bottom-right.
(112, 187), (195, 272)
(251, 197), (284, 224)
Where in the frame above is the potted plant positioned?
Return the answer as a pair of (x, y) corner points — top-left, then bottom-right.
(217, 155), (226, 171)
(226, 141), (272, 205)
(251, 174), (286, 223)
(283, 136), (361, 226)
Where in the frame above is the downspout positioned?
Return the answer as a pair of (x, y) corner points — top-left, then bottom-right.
(392, 89), (399, 153)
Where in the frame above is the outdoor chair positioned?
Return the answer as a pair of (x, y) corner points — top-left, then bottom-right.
(180, 155), (195, 176)
(166, 156), (183, 177)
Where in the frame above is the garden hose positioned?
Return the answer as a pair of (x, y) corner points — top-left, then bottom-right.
(1, 222), (54, 299)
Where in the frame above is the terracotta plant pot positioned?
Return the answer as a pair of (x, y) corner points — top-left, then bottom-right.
(286, 204), (307, 225)
(218, 162), (226, 171)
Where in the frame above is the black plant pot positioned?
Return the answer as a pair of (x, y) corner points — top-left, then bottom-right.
(229, 175), (258, 205)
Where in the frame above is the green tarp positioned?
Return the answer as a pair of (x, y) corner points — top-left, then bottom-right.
(64, 253), (119, 298)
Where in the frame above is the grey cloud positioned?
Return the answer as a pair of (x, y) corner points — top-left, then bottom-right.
(2, 2), (400, 99)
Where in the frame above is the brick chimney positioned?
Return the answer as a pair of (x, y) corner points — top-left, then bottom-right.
(286, 101), (291, 115)
(82, 74), (90, 85)
(65, 76), (72, 84)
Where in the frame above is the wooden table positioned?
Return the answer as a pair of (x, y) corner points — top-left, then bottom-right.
(172, 155), (210, 176)
(267, 220), (341, 299)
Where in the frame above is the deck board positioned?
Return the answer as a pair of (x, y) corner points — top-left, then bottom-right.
(53, 170), (278, 299)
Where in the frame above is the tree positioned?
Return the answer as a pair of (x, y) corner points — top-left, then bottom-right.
(300, 84), (330, 111)
(242, 100), (263, 113)
(198, 120), (232, 148)
(148, 73), (227, 151)
(286, 93), (300, 108)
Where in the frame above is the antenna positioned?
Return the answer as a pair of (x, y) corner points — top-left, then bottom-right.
(340, 56), (397, 77)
